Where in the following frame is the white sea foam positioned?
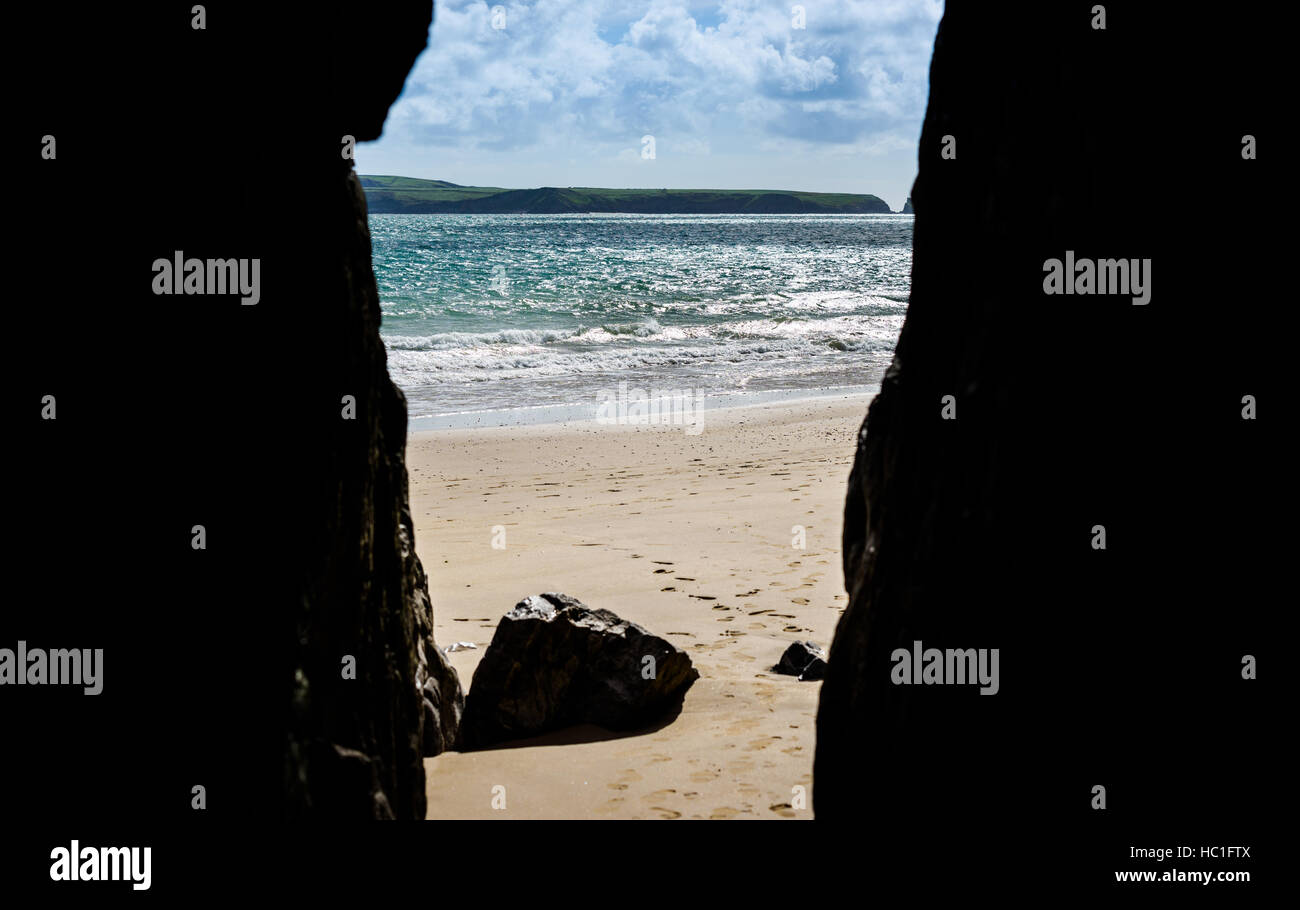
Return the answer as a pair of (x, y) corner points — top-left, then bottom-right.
(369, 213), (913, 416)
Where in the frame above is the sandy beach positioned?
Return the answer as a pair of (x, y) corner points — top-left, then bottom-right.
(410, 392), (872, 819)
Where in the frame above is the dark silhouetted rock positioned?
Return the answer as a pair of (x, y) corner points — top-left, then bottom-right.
(322, 745), (396, 820)
(815, 0), (1274, 856)
(459, 593), (699, 749)
(277, 4), (464, 818)
(17, 2), (471, 826)
(900, 196), (913, 214)
(772, 641), (828, 681)
(413, 552), (465, 758)
(274, 2), (464, 821)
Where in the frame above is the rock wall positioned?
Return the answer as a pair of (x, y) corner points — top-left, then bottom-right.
(282, 163), (463, 819)
(16, 1), (458, 826)
(271, 1), (461, 820)
(815, 0), (1276, 850)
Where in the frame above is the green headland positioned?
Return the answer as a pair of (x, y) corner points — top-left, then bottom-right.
(360, 175), (897, 214)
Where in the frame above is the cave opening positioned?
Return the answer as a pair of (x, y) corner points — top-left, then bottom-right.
(350, 0), (934, 820)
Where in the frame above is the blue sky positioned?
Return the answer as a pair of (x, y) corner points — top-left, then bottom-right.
(358, 0), (943, 209)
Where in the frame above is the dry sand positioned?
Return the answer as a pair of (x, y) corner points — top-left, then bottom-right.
(409, 392), (873, 819)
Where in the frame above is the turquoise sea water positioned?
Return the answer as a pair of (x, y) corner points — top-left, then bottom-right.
(370, 213), (912, 420)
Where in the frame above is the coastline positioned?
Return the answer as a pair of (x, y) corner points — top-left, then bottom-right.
(406, 383), (881, 431)
(410, 391), (873, 818)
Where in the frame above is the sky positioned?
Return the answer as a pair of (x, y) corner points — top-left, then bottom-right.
(358, 0), (943, 210)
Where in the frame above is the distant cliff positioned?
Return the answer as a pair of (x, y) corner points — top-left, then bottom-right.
(360, 176), (892, 214)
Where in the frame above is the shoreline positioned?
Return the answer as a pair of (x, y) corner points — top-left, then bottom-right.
(406, 383), (881, 432)
(409, 391), (873, 818)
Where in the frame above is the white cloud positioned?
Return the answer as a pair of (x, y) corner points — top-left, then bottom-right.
(359, 0), (943, 208)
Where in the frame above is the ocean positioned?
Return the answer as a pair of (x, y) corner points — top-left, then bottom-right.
(370, 213), (912, 427)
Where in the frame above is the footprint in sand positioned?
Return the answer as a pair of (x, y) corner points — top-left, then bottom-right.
(598, 796), (627, 816)
(661, 586), (676, 592)
(710, 807), (744, 819)
(675, 577), (696, 582)
(791, 597), (810, 605)
(769, 802), (797, 818)
(644, 789), (678, 801)
(608, 769), (643, 791)
(690, 594), (717, 600)
(650, 807), (682, 819)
